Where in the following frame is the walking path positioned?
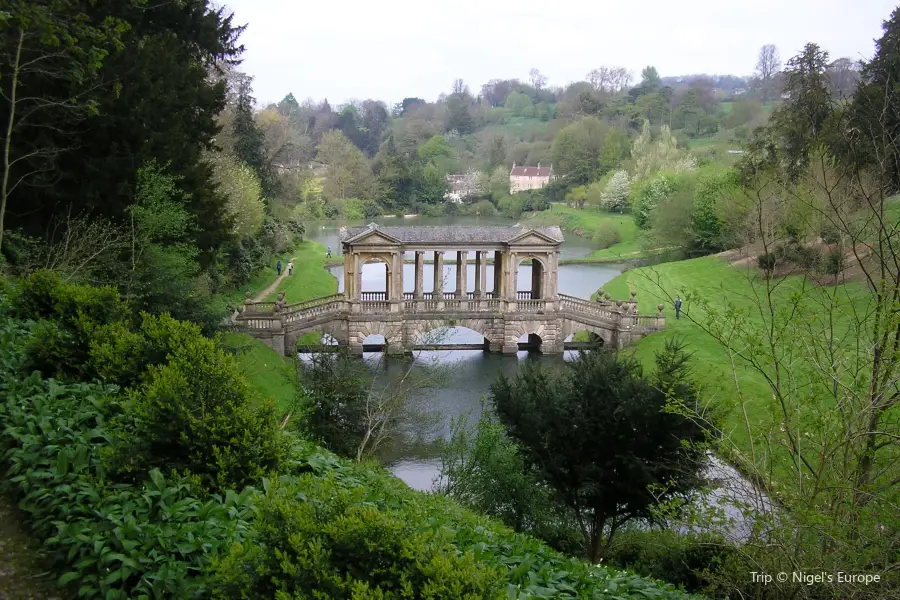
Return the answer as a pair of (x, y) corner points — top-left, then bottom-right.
(0, 496), (59, 599)
(252, 257), (297, 302)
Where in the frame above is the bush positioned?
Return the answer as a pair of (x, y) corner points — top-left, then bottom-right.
(113, 331), (289, 492)
(468, 199), (497, 216)
(591, 221), (621, 249)
(323, 203), (340, 218)
(824, 249), (846, 275)
(210, 474), (505, 599)
(0, 316), (258, 598)
(819, 226), (840, 245)
(757, 252), (777, 272)
(259, 218), (294, 255)
(607, 530), (735, 594)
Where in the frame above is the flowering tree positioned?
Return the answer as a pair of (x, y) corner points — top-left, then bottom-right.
(599, 170), (631, 212)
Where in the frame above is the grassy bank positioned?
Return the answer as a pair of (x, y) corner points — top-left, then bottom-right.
(602, 255), (872, 485)
(264, 240), (336, 303)
(527, 205), (657, 262)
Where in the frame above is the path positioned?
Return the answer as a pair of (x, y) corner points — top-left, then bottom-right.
(0, 496), (59, 599)
(253, 257), (297, 302)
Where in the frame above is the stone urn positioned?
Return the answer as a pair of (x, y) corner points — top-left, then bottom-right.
(657, 303), (665, 313)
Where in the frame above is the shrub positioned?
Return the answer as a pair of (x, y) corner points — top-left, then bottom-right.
(13, 271), (131, 380)
(259, 218), (294, 255)
(112, 332), (289, 492)
(824, 249), (846, 276)
(794, 245), (821, 270)
(606, 530), (735, 594)
(820, 226), (841, 245)
(591, 221), (621, 249)
(210, 474), (505, 599)
(323, 203), (340, 218)
(468, 199), (497, 216)
(0, 317), (258, 598)
(757, 252), (777, 272)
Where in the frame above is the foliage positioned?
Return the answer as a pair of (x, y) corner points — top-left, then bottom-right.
(113, 329), (289, 492)
(317, 130), (373, 201)
(600, 170), (631, 211)
(632, 173), (677, 229)
(211, 474), (505, 599)
(0, 313), (258, 598)
(592, 221), (622, 249)
(231, 74), (278, 199)
(630, 121), (695, 182)
(490, 345), (709, 562)
(207, 152), (266, 237)
(550, 116), (614, 186)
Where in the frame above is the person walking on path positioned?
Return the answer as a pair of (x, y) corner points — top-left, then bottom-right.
(326, 246), (332, 258)
(276, 260), (282, 276)
(287, 261), (293, 275)
(674, 295), (683, 320)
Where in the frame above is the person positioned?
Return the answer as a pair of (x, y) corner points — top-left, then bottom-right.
(276, 260), (282, 276)
(287, 261), (293, 275)
(674, 295), (683, 320)
(326, 246), (332, 258)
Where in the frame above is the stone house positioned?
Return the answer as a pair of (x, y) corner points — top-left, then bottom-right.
(444, 170), (483, 203)
(509, 163), (552, 194)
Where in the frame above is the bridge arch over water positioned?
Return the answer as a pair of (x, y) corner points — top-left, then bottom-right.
(234, 224), (665, 355)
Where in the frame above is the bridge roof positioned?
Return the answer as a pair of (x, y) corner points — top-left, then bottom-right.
(341, 223), (564, 245)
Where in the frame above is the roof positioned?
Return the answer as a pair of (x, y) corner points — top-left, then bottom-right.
(510, 165), (551, 178)
(341, 223), (564, 245)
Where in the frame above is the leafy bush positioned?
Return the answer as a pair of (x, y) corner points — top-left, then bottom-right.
(0, 316), (258, 598)
(820, 226), (841, 245)
(323, 202), (340, 218)
(113, 330), (289, 492)
(468, 200), (497, 216)
(592, 221), (622, 249)
(824, 249), (846, 275)
(211, 474), (505, 599)
(259, 217), (294, 255)
(757, 252), (777, 272)
(607, 529), (735, 594)
(13, 270), (131, 380)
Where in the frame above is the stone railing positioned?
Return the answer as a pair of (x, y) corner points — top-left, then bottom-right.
(558, 294), (621, 321)
(360, 301), (390, 313)
(283, 300), (346, 323)
(516, 290), (532, 300)
(516, 299), (546, 312)
(620, 313), (666, 331)
(360, 291), (386, 301)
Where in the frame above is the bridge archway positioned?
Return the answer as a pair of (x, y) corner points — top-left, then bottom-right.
(411, 319), (494, 350)
(561, 319), (614, 347)
(514, 255), (548, 300)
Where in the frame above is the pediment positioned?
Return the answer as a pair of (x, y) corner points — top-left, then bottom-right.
(345, 227), (402, 245)
(508, 229), (559, 246)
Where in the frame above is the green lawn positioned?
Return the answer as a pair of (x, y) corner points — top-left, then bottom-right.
(528, 206), (648, 262)
(265, 240), (337, 303)
(222, 332), (296, 411)
(602, 256), (874, 486)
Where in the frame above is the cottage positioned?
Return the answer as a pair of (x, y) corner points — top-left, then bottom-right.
(509, 163), (552, 194)
(444, 170), (483, 203)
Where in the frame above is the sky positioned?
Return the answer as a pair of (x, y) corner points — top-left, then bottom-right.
(221, 0), (898, 108)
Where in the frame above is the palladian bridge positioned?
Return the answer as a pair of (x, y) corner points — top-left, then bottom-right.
(233, 224), (666, 355)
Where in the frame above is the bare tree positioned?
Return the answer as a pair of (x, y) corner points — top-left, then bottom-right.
(529, 68), (547, 90)
(586, 66), (632, 93)
(827, 57), (862, 100)
(451, 78), (469, 97)
(755, 44), (782, 101)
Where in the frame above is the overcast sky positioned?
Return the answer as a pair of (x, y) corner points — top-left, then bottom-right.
(221, 0), (897, 108)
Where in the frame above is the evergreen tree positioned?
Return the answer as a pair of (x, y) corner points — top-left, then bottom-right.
(851, 8), (900, 191)
(375, 136), (421, 211)
(232, 75), (278, 200)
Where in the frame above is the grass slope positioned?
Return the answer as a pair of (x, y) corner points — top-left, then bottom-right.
(602, 255), (873, 483)
(528, 205), (650, 262)
(222, 332), (295, 411)
(265, 240), (336, 303)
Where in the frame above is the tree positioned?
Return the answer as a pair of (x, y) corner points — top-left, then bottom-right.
(827, 57), (861, 100)
(755, 44), (781, 101)
(206, 151), (265, 237)
(316, 130), (372, 201)
(599, 170), (631, 211)
(529, 68), (547, 90)
(630, 121), (695, 182)
(550, 116), (611, 186)
(490, 345), (709, 562)
(0, 0), (127, 249)
(417, 135), (456, 174)
(451, 78), (469, 97)
(640, 66), (661, 89)
(446, 94), (475, 135)
(851, 7), (900, 191)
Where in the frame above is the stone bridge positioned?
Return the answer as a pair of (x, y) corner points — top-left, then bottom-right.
(233, 223), (665, 355)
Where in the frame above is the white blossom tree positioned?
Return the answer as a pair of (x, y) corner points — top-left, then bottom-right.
(599, 170), (631, 212)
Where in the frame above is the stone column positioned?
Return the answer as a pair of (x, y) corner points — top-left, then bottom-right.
(493, 251), (504, 297)
(434, 251), (444, 302)
(353, 253), (361, 301)
(474, 251), (483, 298)
(414, 251), (424, 298)
(456, 251), (467, 298)
(385, 265), (393, 300)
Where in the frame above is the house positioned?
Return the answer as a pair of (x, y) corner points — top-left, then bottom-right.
(509, 163), (552, 194)
(444, 171), (483, 203)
